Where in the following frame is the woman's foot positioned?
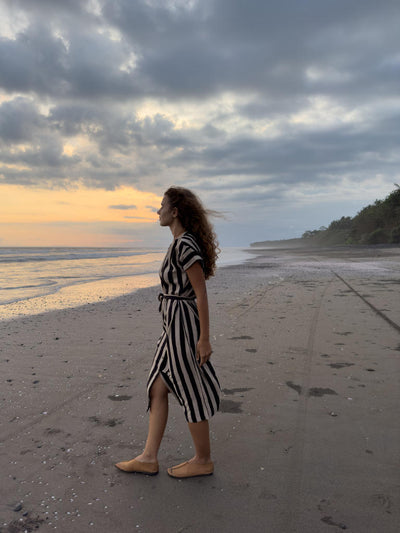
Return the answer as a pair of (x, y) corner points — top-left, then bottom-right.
(167, 458), (213, 478)
(186, 456), (212, 465)
(115, 455), (159, 475)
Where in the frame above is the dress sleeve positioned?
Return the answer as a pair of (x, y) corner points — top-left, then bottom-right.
(178, 238), (204, 272)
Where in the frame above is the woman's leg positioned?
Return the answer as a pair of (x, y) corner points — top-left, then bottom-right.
(115, 375), (169, 469)
(187, 420), (211, 464)
(167, 420), (213, 477)
(139, 375), (169, 461)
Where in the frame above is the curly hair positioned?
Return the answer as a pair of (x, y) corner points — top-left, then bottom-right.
(164, 186), (220, 279)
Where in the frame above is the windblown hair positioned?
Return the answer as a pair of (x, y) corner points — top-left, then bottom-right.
(164, 186), (220, 279)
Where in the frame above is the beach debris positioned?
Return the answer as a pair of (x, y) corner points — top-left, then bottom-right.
(308, 387), (337, 397)
(89, 415), (123, 427)
(269, 428), (283, 435)
(45, 427), (61, 435)
(286, 381), (302, 394)
(328, 363), (354, 369)
(107, 394), (132, 401)
(321, 516), (347, 529)
(222, 387), (253, 395)
(4, 512), (45, 531)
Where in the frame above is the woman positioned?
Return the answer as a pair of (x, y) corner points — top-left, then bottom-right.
(115, 186), (221, 478)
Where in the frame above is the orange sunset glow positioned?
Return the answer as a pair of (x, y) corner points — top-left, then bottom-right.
(0, 184), (161, 247)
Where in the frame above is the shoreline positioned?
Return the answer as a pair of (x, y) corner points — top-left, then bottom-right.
(0, 247), (252, 323)
(0, 273), (160, 323)
(1, 246), (399, 532)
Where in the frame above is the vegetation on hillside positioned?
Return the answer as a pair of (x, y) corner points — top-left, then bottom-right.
(301, 187), (400, 246)
(251, 186), (400, 248)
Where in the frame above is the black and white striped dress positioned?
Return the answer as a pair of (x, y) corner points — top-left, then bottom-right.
(147, 232), (221, 423)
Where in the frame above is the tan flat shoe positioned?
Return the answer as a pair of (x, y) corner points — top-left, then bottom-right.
(167, 461), (214, 478)
(115, 459), (159, 475)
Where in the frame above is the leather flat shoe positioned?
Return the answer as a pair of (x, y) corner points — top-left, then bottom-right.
(115, 459), (159, 475)
(167, 461), (213, 478)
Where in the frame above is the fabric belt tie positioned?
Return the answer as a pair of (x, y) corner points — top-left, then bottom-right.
(158, 293), (196, 312)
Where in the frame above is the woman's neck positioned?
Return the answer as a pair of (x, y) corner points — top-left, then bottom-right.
(170, 219), (186, 239)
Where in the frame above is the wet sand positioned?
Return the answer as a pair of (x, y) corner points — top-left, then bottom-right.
(1, 246), (399, 532)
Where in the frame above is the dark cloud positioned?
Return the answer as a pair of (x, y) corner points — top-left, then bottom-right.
(100, 0), (400, 104)
(0, 98), (45, 142)
(0, 98), (80, 176)
(5, 0), (93, 16)
(2, 0), (398, 104)
(0, 23), (68, 96)
(109, 204), (137, 210)
(48, 103), (185, 153)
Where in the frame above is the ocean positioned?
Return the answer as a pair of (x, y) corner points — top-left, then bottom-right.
(0, 246), (250, 321)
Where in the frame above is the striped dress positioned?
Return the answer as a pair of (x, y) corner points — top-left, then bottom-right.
(147, 232), (221, 423)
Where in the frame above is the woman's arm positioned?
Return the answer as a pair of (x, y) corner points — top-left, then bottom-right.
(186, 261), (212, 367)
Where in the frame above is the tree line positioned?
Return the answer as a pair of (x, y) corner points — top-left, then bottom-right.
(302, 186), (400, 245)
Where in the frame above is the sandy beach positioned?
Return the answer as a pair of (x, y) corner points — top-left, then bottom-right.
(1, 246), (399, 533)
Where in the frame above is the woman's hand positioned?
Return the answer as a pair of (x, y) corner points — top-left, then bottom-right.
(196, 338), (213, 367)
(187, 262), (212, 368)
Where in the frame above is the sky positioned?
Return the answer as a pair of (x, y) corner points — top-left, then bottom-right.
(0, 0), (399, 248)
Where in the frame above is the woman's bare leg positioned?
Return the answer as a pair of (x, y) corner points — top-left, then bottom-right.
(187, 420), (211, 464)
(138, 376), (169, 461)
(116, 375), (169, 468)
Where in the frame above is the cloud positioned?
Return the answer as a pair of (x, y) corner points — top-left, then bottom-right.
(0, 23), (140, 99)
(109, 204), (137, 210)
(0, 0), (399, 244)
(0, 97), (44, 142)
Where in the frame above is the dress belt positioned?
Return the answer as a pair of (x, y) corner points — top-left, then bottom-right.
(158, 293), (196, 311)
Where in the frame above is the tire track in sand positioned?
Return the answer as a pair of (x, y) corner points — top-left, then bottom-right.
(282, 278), (333, 532)
(332, 271), (400, 334)
(284, 263), (400, 531)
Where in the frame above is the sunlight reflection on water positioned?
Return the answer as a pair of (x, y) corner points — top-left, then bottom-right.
(0, 273), (160, 321)
(0, 246), (250, 321)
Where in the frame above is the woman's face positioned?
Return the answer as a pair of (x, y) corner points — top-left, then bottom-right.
(157, 196), (175, 226)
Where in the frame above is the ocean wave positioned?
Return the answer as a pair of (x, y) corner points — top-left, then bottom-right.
(1, 280), (58, 290)
(0, 247), (155, 263)
(0, 271), (160, 308)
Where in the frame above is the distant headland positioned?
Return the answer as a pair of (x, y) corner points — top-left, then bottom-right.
(251, 186), (400, 248)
